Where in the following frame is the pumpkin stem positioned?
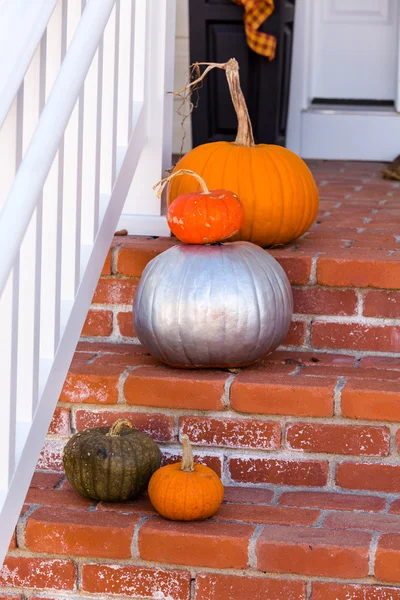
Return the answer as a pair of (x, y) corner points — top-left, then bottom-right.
(107, 419), (133, 437)
(181, 434), (195, 473)
(153, 169), (209, 199)
(174, 58), (255, 147)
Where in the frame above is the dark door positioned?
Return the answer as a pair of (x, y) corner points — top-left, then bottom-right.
(189, 0), (295, 147)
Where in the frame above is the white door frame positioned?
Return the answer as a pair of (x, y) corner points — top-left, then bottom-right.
(287, 0), (400, 161)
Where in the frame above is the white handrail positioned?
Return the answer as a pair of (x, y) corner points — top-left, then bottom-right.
(0, 0), (58, 128)
(0, 0), (117, 295)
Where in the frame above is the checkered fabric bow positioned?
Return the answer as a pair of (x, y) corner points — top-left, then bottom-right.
(232, 0), (276, 60)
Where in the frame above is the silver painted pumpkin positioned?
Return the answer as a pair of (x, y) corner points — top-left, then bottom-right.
(133, 241), (293, 368)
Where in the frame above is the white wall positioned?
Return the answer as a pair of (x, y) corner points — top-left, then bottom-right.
(173, 0), (192, 155)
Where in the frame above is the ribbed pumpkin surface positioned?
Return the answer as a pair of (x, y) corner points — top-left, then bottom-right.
(148, 463), (224, 521)
(168, 143), (319, 247)
(63, 426), (161, 501)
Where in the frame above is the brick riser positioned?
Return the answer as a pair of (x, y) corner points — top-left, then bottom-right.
(84, 161), (400, 356)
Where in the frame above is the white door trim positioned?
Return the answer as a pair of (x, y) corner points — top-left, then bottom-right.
(287, 0), (400, 160)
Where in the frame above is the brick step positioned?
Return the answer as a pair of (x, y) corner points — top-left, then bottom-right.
(39, 342), (400, 495)
(84, 161), (400, 355)
(4, 472), (400, 598)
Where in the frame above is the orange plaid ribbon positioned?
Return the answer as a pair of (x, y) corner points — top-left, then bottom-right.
(232, 0), (276, 60)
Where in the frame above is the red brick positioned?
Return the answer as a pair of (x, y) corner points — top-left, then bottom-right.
(324, 512), (400, 533)
(97, 495), (156, 516)
(278, 491), (386, 512)
(36, 439), (65, 471)
(0, 557), (76, 590)
(30, 471), (64, 489)
(317, 252), (400, 289)
(48, 407), (70, 436)
(195, 573), (306, 600)
(93, 352), (160, 367)
(352, 235), (398, 250)
(101, 249), (112, 275)
(139, 519), (254, 569)
(180, 417), (281, 450)
(229, 457), (328, 487)
(375, 535), (400, 583)
(77, 341), (141, 354)
(25, 507), (138, 559)
(74, 409), (174, 442)
(25, 488), (95, 509)
(286, 423), (390, 456)
(256, 524), (371, 578)
(312, 322), (400, 353)
(125, 366), (228, 410)
(223, 487), (274, 505)
(269, 251), (313, 285)
(266, 350), (355, 368)
(117, 311), (136, 337)
(162, 451), (222, 477)
(230, 374), (335, 417)
(81, 564), (191, 599)
(364, 290), (400, 318)
(0, 596), (23, 600)
(81, 309), (113, 337)
(293, 288), (357, 316)
(311, 582), (400, 599)
(116, 238), (177, 276)
(304, 365), (400, 381)
(93, 277), (137, 305)
(337, 463), (400, 493)
(282, 320), (307, 346)
(60, 363), (125, 405)
(390, 499), (400, 514)
(215, 503), (319, 526)
(358, 356), (400, 370)
(341, 379), (400, 422)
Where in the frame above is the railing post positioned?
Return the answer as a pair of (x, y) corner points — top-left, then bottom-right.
(118, 0), (176, 236)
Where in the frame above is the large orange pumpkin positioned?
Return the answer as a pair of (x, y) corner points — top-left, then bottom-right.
(168, 58), (319, 248)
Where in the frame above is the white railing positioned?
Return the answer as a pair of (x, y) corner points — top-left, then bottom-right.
(0, 0), (175, 563)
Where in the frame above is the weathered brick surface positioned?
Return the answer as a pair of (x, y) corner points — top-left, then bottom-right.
(311, 582), (400, 599)
(81, 564), (191, 599)
(139, 519), (254, 569)
(228, 457), (328, 487)
(286, 423), (390, 456)
(256, 525), (371, 578)
(195, 574), (306, 600)
(180, 417), (281, 450)
(25, 507), (138, 558)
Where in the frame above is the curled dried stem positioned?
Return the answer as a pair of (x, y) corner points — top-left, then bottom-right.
(174, 58), (254, 147)
(153, 169), (209, 200)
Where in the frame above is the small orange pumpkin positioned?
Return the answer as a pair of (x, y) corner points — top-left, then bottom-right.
(156, 169), (245, 244)
(148, 435), (224, 521)
(168, 59), (319, 248)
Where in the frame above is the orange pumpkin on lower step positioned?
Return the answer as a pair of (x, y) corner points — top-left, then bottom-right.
(168, 59), (319, 248)
(148, 435), (224, 521)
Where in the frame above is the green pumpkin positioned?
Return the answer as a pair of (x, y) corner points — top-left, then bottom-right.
(62, 419), (161, 501)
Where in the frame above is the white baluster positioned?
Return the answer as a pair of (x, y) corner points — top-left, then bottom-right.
(0, 272), (16, 490)
(40, 1), (63, 360)
(119, 0), (176, 235)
